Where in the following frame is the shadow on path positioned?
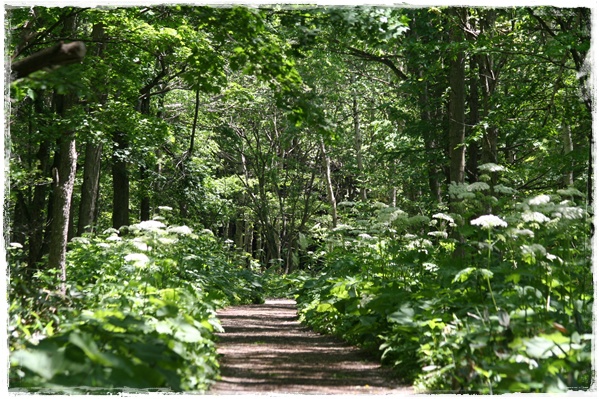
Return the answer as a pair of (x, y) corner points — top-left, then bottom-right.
(209, 298), (414, 395)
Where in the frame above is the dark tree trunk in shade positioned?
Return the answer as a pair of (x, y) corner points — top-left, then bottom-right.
(112, 131), (130, 229)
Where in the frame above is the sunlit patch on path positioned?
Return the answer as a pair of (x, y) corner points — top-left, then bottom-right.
(209, 298), (414, 394)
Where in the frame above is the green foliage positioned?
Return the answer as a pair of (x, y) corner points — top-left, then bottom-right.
(9, 221), (263, 393)
(295, 176), (593, 393)
(7, 5), (593, 395)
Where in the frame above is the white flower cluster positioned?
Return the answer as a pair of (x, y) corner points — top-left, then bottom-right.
(433, 212), (455, 224)
(132, 220), (167, 231)
(470, 214), (508, 229)
(106, 234), (122, 242)
(557, 188), (584, 197)
(423, 262), (439, 272)
(124, 253), (150, 266)
(528, 194), (551, 206)
(167, 225), (193, 235)
(521, 210), (550, 224)
(553, 206), (586, 220)
(509, 228), (535, 238)
(520, 243), (547, 257)
(478, 163), (506, 173)
(406, 238), (433, 251)
(428, 231), (448, 239)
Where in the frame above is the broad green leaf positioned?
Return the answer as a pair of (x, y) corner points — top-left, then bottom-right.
(11, 347), (67, 380)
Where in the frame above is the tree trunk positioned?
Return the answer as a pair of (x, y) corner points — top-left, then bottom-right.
(562, 124), (574, 187)
(46, 13), (80, 294)
(77, 23), (106, 235)
(112, 131), (130, 229)
(139, 165), (151, 221)
(320, 138), (338, 228)
(77, 142), (102, 234)
(28, 139), (51, 269)
(47, 93), (77, 294)
(351, 75), (367, 201)
(448, 9), (467, 186)
(466, 56), (480, 182)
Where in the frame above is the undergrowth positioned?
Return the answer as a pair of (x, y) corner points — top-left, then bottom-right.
(8, 216), (263, 393)
(294, 164), (594, 393)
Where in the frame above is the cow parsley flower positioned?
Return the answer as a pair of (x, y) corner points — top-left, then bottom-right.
(124, 253), (150, 266)
(433, 213), (454, 224)
(521, 211), (550, 224)
(167, 225), (193, 235)
(521, 244), (547, 257)
(478, 163), (506, 173)
(557, 188), (584, 197)
(428, 231), (448, 239)
(554, 206), (586, 220)
(470, 214), (508, 229)
(528, 194), (551, 206)
(509, 228), (535, 238)
(133, 220), (166, 231)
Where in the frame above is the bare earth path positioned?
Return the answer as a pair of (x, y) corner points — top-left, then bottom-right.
(209, 298), (414, 395)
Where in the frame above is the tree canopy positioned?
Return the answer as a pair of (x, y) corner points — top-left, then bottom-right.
(5, 4), (594, 394)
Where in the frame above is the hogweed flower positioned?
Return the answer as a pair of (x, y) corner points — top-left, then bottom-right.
(139, 220), (166, 230)
(124, 253), (150, 266)
(470, 214), (508, 229)
(528, 194), (551, 206)
(478, 163), (506, 173)
(167, 225), (193, 235)
(522, 210), (550, 224)
(433, 212), (455, 224)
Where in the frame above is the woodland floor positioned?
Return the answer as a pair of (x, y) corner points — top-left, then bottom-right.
(208, 298), (415, 395)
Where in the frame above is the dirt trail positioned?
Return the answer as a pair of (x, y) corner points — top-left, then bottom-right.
(209, 298), (414, 395)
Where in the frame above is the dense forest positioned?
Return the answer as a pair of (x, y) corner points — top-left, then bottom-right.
(5, 4), (594, 394)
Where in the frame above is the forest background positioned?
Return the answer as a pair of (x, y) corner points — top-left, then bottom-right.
(1, 0), (598, 394)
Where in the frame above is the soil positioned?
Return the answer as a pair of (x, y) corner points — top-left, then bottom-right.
(208, 298), (415, 395)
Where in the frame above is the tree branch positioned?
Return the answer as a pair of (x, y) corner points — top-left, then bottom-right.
(11, 41), (86, 80)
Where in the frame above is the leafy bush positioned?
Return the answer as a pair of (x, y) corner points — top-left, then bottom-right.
(9, 220), (263, 393)
(295, 168), (593, 393)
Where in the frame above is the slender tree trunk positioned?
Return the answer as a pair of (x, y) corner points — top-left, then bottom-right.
(562, 124), (574, 187)
(77, 143), (102, 234)
(112, 131), (130, 229)
(320, 138), (338, 227)
(419, 78), (442, 203)
(351, 75), (367, 201)
(477, 12), (499, 169)
(78, 23), (106, 235)
(47, 13), (80, 294)
(48, 92), (77, 294)
(28, 138), (51, 269)
(448, 11), (466, 185)
(466, 56), (479, 182)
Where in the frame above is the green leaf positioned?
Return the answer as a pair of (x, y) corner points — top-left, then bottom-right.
(11, 347), (67, 380)
(171, 317), (204, 343)
(387, 304), (415, 325)
(453, 267), (477, 283)
(68, 331), (113, 366)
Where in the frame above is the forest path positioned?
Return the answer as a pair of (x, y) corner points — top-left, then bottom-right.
(208, 298), (414, 395)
